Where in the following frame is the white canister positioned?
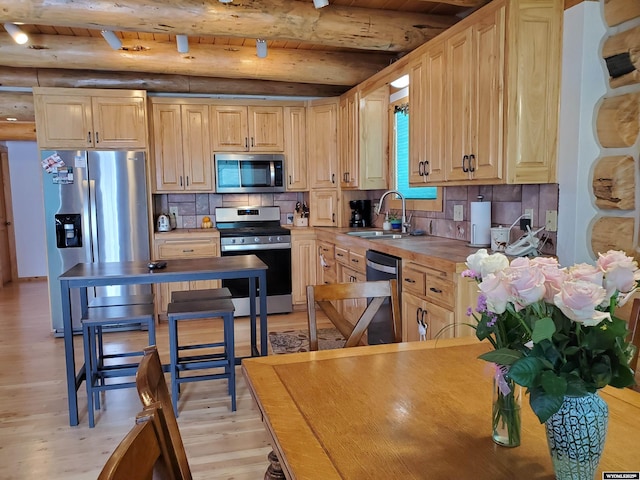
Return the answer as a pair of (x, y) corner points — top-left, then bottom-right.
(490, 226), (510, 252)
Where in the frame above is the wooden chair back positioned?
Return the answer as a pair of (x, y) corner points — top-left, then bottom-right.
(136, 346), (192, 479)
(628, 298), (640, 391)
(306, 279), (401, 351)
(98, 404), (182, 480)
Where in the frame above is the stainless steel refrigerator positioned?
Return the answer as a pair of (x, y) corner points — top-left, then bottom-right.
(41, 150), (150, 335)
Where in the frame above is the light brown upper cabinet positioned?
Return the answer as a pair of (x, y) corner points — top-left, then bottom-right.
(339, 90), (358, 189)
(307, 101), (339, 190)
(33, 87), (147, 149)
(284, 106), (308, 191)
(211, 105), (284, 152)
(151, 101), (213, 192)
(406, 0), (561, 186)
(409, 41), (447, 185)
(446, 4), (504, 182)
(357, 84), (389, 190)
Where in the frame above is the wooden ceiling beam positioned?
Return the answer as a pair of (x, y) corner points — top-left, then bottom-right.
(0, 68), (348, 99)
(0, 122), (36, 142)
(0, 34), (394, 86)
(0, 0), (457, 53)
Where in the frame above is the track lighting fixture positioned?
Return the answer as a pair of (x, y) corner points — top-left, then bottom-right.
(4, 23), (28, 45)
(100, 30), (122, 50)
(219, 0), (233, 3)
(176, 35), (189, 53)
(256, 39), (267, 58)
(313, 0), (329, 8)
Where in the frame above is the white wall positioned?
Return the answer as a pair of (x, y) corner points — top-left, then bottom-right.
(6, 141), (47, 277)
(556, 2), (607, 265)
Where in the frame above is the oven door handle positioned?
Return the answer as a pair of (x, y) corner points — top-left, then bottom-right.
(221, 243), (292, 252)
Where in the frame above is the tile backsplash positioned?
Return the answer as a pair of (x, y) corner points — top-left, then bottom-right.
(154, 183), (558, 255)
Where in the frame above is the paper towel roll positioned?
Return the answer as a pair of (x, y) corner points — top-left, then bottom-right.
(470, 201), (491, 247)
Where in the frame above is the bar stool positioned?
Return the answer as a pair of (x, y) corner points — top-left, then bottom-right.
(167, 297), (236, 416)
(82, 303), (156, 428)
(171, 287), (231, 303)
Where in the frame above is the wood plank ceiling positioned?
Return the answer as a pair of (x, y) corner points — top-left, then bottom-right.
(0, 0), (488, 123)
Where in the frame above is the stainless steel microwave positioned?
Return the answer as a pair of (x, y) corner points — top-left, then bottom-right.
(214, 153), (285, 193)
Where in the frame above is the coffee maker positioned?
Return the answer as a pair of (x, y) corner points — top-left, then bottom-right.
(349, 200), (372, 228)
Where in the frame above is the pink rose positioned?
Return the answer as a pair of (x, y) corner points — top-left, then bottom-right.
(553, 280), (610, 327)
(510, 264), (546, 309)
(531, 257), (567, 302)
(567, 263), (603, 285)
(597, 250), (637, 273)
(597, 250), (639, 295)
(479, 272), (512, 314)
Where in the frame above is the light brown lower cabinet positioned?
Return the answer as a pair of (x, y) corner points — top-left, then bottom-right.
(153, 232), (221, 318)
(291, 230), (317, 306)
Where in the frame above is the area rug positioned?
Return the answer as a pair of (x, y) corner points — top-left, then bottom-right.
(268, 328), (346, 354)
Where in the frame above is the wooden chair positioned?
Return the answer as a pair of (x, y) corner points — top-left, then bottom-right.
(136, 346), (192, 480)
(306, 279), (401, 351)
(628, 298), (640, 392)
(97, 404), (183, 480)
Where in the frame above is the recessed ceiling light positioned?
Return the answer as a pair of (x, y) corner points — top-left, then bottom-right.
(4, 23), (28, 45)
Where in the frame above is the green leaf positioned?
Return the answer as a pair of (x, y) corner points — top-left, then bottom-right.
(509, 357), (545, 387)
(532, 317), (556, 343)
(529, 387), (564, 423)
(478, 348), (523, 366)
(540, 370), (567, 396)
(609, 364), (635, 388)
(590, 356), (612, 388)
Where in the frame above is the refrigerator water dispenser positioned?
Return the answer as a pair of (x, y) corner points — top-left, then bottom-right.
(55, 214), (82, 248)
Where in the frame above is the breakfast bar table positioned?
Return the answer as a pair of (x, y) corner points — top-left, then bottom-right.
(60, 255), (268, 426)
(243, 338), (640, 479)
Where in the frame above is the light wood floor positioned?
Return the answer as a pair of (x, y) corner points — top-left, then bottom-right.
(0, 280), (323, 479)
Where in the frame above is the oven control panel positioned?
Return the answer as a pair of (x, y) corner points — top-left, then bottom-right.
(221, 235), (291, 252)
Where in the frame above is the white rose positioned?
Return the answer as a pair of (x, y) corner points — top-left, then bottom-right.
(466, 249), (490, 276)
(480, 253), (510, 278)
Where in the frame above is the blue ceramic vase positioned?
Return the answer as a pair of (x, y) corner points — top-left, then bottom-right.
(544, 393), (608, 480)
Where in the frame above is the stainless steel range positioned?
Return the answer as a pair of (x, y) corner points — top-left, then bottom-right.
(215, 206), (292, 316)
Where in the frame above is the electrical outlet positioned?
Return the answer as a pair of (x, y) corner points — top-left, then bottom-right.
(524, 208), (534, 226)
(453, 204), (464, 222)
(545, 210), (558, 232)
(169, 206), (179, 217)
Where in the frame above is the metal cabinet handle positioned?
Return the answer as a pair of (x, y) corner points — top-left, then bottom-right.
(95, 132), (99, 144)
(416, 307), (422, 324)
(404, 278), (416, 284)
(332, 213), (336, 223)
(351, 258), (359, 264)
(245, 137), (249, 149)
(186, 176), (190, 187)
(179, 176), (183, 187)
(429, 287), (443, 294)
(182, 249), (194, 253)
(418, 161), (424, 176)
(336, 252), (345, 258)
(462, 155), (469, 172)
(251, 137), (255, 147)
(289, 175), (292, 185)
(331, 173), (335, 184)
(87, 132), (92, 143)
(424, 160), (429, 177)
(469, 154), (476, 172)
(422, 308), (428, 323)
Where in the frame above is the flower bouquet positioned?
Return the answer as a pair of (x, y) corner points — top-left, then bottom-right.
(463, 249), (639, 458)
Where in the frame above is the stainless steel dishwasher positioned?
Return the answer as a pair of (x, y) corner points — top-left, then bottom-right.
(365, 250), (401, 344)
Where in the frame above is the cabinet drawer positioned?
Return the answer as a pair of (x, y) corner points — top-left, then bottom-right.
(402, 264), (426, 296)
(335, 246), (349, 266)
(318, 242), (335, 260)
(424, 274), (454, 308)
(348, 250), (365, 273)
(157, 240), (217, 258)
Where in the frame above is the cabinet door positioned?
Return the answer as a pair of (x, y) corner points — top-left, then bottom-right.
(469, 5), (504, 181)
(248, 106), (284, 151)
(309, 189), (338, 227)
(292, 237), (317, 305)
(91, 95), (147, 149)
(152, 103), (185, 192)
(317, 241), (336, 285)
(211, 105), (249, 151)
(446, 28), (474, 182)
(181, 104), (213, 191)
(284, 106), (308, 191)
(423, 42), (447, 183)
(359, 85), (389, 190)
(401, 291), (454, 342)
(338, 265), (366, 326)
(339, 92), (358, 189)
(307, 102), (338, 189)
(33, 94), (93, 149)
(408, 56), (426, 185)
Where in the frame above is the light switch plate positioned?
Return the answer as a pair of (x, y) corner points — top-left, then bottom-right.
(545, 210), (558, 232)
(524, 208), (534, 226)
(453, 205), (463, 222)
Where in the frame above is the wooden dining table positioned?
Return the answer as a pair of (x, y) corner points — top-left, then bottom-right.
(242, 337), (640, 479)
(60, 255), (268, 426)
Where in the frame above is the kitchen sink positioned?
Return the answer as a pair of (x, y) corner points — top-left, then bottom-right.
(346, 230), (403, 239)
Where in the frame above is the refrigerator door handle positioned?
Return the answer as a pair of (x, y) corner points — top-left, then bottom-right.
(88, 179), (99, 263)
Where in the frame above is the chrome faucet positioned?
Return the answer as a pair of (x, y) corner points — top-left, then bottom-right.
(376, 190), (409, 233)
